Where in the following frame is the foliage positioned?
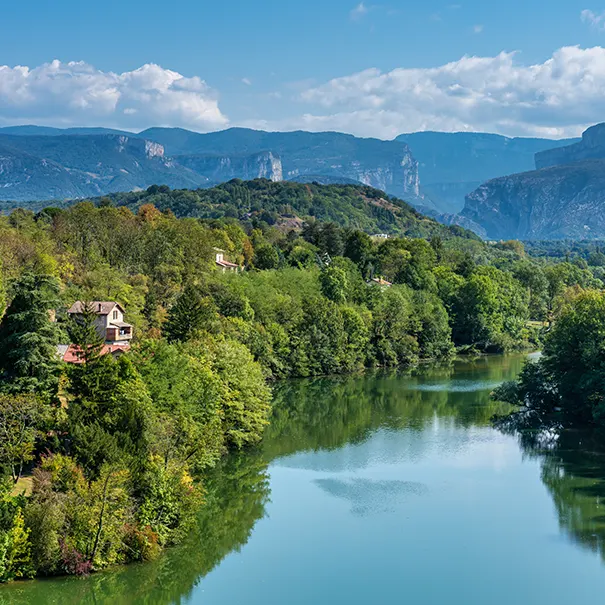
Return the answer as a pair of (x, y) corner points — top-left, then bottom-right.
(493, 290), (605, 429)
(0, 273), (62, 396)
(0, 395), (46, 483)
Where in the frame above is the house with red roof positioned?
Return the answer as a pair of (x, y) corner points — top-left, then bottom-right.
(214, 248), (242, 273)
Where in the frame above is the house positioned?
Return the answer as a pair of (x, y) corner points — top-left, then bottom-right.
(368, 277), (392, 288)
(67, 301), (133, 344)
(214, 248), (241, 273)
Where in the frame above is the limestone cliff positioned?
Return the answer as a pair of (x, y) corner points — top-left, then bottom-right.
(175, 151), (283, 184)
(536, 123), (605, 169)
(461, 160), (605, 240)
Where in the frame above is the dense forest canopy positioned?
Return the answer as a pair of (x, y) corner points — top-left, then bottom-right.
(0, 181), (604, 582)
(89, 180), (479, 240)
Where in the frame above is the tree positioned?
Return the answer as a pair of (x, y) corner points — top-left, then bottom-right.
(0, 395), (45, 483)
(253, 244), (280, 270)
(493, 290), (605, 428)
(319, 266), (348, 303)
(67, 301), (105, 364)
(0, 274), (62, 396)
(370, 286), (419, 366)
(164, 285), (216, 343)
(344, 230), (373, 272)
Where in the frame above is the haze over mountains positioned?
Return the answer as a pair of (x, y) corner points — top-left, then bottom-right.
(462, 124), (605, 240)
(3, 123), (605, 240)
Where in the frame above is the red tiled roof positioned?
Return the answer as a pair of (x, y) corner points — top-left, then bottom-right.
(62, 344), (130, 364)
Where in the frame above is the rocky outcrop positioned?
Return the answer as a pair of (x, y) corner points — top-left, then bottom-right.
(0, 134), (205, 201)
(398, 131), (577, 213)
(139, 128), (424, 205)
(175, 151), (283, 184)
(461, 160), (605, 240)
(536, 123), (605, 169)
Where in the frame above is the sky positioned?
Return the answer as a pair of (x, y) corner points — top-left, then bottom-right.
(1, 0), (605, 139)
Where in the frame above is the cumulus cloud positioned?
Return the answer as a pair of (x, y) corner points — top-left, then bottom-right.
(0, 60), (228, 131)
(581, 9), (605, 30)
(291, 46), (605, 138)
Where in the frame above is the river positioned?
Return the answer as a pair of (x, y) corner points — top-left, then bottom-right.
(4, 354), (605, 604)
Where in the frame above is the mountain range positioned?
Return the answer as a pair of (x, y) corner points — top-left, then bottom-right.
(4, 123), (605, 240)
(0, 126), (421, 205)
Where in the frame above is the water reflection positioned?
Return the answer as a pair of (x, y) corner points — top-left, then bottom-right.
(5, 354), (605, 604)
(517, 429), (605, 561)
(315, 478), (429, 516)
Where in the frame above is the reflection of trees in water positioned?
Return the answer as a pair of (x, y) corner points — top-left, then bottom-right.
(518, 429), (605, 562)
(265, 355), (521, 461)
(0, 452), (271, 605)
(1, 354), (526, 604)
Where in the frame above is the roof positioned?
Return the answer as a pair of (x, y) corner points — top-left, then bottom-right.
(68, 301), (125, 316)
(370, 277), (392, 286)
(61, 343), (130, 364)
(109, 321), (132, 328)
(216, 259), (240, 269)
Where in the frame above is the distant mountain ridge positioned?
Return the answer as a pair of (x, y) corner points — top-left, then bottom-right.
(397, 131), (577, 213)
(535, 123), (605, 169)
(2, 124), (594, 240)
(0, 126), (422, 206)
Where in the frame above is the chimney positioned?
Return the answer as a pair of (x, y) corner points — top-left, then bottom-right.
(98, 303), (102, 313)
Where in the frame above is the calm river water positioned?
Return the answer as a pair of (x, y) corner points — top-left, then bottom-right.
(4, 354), (605, 604)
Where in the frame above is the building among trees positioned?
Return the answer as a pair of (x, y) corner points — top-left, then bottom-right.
(214, 248), (242, 273)
(67, 301), (133, 344)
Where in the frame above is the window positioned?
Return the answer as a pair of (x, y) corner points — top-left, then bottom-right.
(113, 310), (118, 320)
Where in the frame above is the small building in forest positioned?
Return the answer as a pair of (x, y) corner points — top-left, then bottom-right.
(214, 248), (241, 273)
(67, 301), (133, 344)
(368, 277), (392, 289)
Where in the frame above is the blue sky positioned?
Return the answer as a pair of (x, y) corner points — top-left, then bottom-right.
(1, 0), (605, 138)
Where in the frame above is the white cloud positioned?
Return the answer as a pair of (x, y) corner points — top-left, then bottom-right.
(473, 24), (484, 34)
(0, 60), (228, 131)
(242, 77), (252, 86)
(350, 2), (369, 20)
(581, 9), (605, 30)
(288, 46), (605, 139)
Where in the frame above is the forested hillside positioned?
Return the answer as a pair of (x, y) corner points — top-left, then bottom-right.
(105, 180), (477, 240)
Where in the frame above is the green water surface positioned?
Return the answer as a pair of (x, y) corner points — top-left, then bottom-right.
(4, 354), (605, 604)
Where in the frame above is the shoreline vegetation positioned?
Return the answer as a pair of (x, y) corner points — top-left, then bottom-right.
(1, 181), (604, 583)
(494, 289), (605, 436)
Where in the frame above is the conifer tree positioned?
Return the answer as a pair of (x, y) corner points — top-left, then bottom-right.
(164, 285), (215, 343)
(0, 274), (62, 396)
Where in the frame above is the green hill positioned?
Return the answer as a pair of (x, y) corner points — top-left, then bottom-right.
(108, 179), (479, 240)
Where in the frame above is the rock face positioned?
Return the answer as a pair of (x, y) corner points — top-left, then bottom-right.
(176, 151), (283, 185)
(139, 127), (424, 205)
(461, 160), (605, 240)
(0, 128), (422, 205)
(536, 123), (605, 169)
(397, 131), (577, 214)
